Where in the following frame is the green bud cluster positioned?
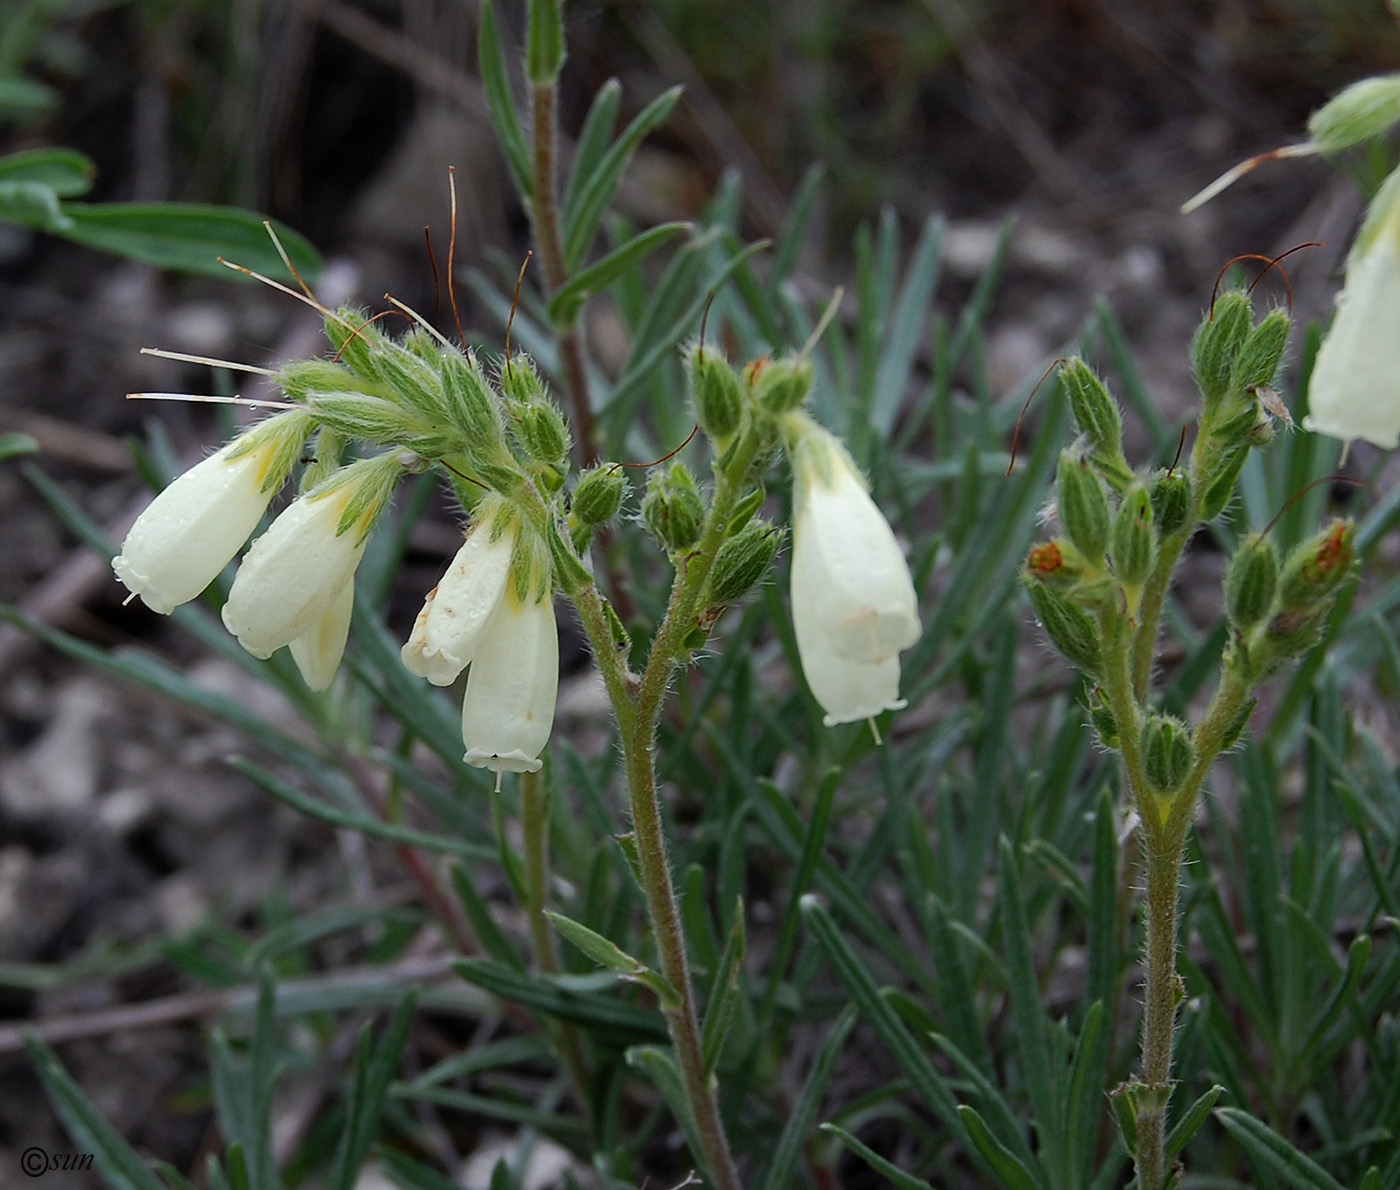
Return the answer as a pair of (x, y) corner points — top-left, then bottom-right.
(1024, 293), (1355, 851)
(1141, 714), (1195, 794)
(643, 462), (706, 553)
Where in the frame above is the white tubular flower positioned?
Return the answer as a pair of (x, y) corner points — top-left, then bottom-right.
(289, 576), (355, 692)
(401, 512), (516, 686)
(788, 416), (921, 726)
(461, 587), (559, 775)
(112, 414), (306, 614)
(222, 455), (399, 660)
(1304, 165), (1400, 449)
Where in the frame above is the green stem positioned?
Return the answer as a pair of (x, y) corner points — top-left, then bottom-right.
(1131, 527), (1190, 702)
(1134, 833), (1184, 1190)
(565, 461), (753, 1190)
(519, 768), (592, 1101)
(529, 78), (598, 463)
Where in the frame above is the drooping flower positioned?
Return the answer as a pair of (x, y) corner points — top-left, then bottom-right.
(1304, 164), (1400, 449)
(401, 506), (516, 686)
(460, 586), (559, 774)
(221, 453), (401, 660)
(111, 412), (309, 614)
(786, 415), (921, 725)
(288, 576), (355, 692)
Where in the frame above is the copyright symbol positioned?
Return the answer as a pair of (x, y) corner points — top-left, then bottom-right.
(20, 1147), (47, 1177)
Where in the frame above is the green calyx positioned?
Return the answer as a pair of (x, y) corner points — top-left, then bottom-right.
(573, 464), (628, 527)
(687, 344), (745, 444)
(1057, 448), (1111, 563)
(643, 462), (706, 553)
(1225, 534), (1279, 631)
(707, 519), (782, 607)
(1141, 713), (1195, 794)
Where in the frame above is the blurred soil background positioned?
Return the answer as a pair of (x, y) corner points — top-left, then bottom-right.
(0, 0), (1398, 1185)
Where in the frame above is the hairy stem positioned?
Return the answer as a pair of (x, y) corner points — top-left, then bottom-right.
(1134, 834), (1185, 1190)
(529, 79), (598, 463)
(519, 769), (591, 1099)
(565, 460), (752, 1188)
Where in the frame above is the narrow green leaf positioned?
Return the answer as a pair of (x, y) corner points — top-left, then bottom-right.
(563, 85), (682, 272)
(377, 1147), (463, 1190)
(957, 1105), (1043, 1190)
(546, 910), (680, 1009)
(452, 958), (668, 1044)
(562, 79), (622, 232)
(231, 757), (493, 861)
(478, 0), (533, 198)
(331, 996), (417, 1190)
(0, 431), (38, 460)
(25, 1035), (167, 1190)
(760, 1006), (856, 1190)
(1164, 1084), (1224, 1164)
(700, 899), (746, 1075)
(1215, 1107), (1348, 1190)
(997, 836), (1062, 1172)
(870, 213), (945, 436)
(929, 1031), (1038, 1173)
(0, 75), (59, 118)
(547, 221), (690, 325)
(0, 179), (67, 231)
(55, 202), (322, 282)
(0, 147), (95, 196)
(1086, 788), (1120, 1015)
(625, 1045), (705, 1167)
(1065, 1000), (1108, 1185)
(760, 768), (837, 1027)
(819, 1123), (937, 1190)
(800, 896), (967, 1144)
(448, 863), (525, 971)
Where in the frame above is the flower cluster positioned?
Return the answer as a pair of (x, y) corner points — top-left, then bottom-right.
(113, 304), (575, 773)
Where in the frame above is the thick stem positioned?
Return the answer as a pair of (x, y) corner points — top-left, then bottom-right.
(519, 769), (592, 1101)
(1134, 835), (1185, 1190)
(623, 733), (742, 1190)
(529, 80), (598, 463)
(565, 465), (751, 1190)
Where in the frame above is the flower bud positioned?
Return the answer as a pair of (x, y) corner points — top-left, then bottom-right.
(1307, 74), (1400, 154)
(687, 344), (744, 443)
(440, 349), (508, 456)
(500, 352), (547, 404)
(1087, 693), (1119, 749)
(322, 307), (389, 383)
(1225, 533), (1279, 630)
(1025, 579), (1102, 677)
(1059, 358), (1124, 464)
(1149, 470), (1192, 537)
(1057, 449), (1111, 563)
(112, 411), (310, 615)
(748, 355), (814, 415)
(708, 519), (782, 606)
(1199, 447), (1248, 522)
(1109, 485), (1156, 612)
(642, 462), (706, 553)
(373, 340), (449, 425)
(1277, 520), (1356, 612)
(1192, 291), (1252, 408)
(573, 464), (627, 526)
(1232, 308), (1290, 392)
(514, 400), (572, 466)
(1141, 714), (1195, 793)
(1303, 163), (1400, 448)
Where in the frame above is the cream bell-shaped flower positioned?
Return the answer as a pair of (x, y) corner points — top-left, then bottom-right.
(401, 514), (516, 686)
(1305, 165), (1400, 449)
(112, 415), (305, 615)
(289, 576), (355, 692)
(222, 482), (374, 660)
(461, 586), (559, 776)
(788, 417), (921, 725)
